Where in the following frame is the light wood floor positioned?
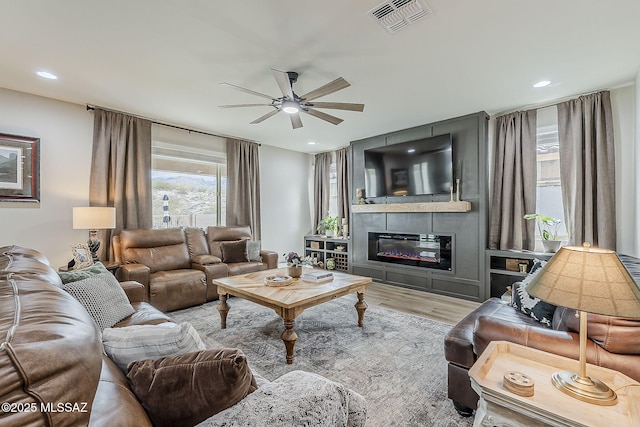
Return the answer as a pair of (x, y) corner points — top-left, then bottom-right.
(364, 282), (481, 325)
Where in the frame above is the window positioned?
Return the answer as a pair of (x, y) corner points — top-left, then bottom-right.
(328, 160), (338, 217)
(151, 127), (226, 229)
(535, 106), (567, 240)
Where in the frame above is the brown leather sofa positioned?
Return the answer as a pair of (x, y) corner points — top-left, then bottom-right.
(113, 226), (278, 311)
(444, 282), (640, 416)
(0, 245), (172, 426)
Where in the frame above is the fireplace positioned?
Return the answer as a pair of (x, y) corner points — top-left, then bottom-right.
(368, 232), (452, 271)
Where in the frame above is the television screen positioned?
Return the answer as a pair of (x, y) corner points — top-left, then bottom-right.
(364, 133), (452, 197)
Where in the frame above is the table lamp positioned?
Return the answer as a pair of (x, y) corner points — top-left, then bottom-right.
(525, 243), (640, 405)
(73, 207), (116, 262)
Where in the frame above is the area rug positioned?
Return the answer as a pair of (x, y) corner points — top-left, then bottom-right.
(172, 297), (473, 427)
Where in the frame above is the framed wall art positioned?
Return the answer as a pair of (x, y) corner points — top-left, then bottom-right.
(0, 133), (40, 203)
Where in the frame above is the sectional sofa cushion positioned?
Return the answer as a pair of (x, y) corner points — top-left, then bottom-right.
(127, 348), (258, 427)
(246, 240), (263, 262)
(511, 260), (556, 327)
(62, 271), (135, 330)
(221, 240), (249, 263)
(102, 322), (206, 371)
(58, 261), (109, 284)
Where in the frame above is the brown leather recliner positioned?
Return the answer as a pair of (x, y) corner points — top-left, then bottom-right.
(114, 228), (213, 311)
(113, 226), (278, 312)
(444, 282), (640, 416)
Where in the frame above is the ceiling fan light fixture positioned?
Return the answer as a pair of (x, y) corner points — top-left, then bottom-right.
(282, 100), (299, 114)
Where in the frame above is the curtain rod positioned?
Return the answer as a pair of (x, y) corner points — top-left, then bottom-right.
(492, 87), (620, 117)
(86, 104), (260, 144)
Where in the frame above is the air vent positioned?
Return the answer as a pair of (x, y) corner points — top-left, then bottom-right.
(368, 0), (433, 34)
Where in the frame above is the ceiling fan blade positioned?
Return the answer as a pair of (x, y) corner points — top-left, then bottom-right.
(290, 112), (303, 129)
(304, 108), (344, 125)
(300, 77), (350, 101)
(307, 101), (364, 112)
(272, 69), (294, 99)
(250, 109), (280, 124)
(219, 103), (273, 108)
(220, 82), (275, 101)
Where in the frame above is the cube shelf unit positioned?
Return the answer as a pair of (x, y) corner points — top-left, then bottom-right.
(486, 249), (553, 299)
(304, 235), (350, 272)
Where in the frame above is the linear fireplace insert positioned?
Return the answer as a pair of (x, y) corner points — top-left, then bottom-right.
(368, 232), (452, 271)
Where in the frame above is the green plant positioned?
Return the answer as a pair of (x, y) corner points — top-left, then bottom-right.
(523, 213), (562, 241)
(316, 215), (339, 234)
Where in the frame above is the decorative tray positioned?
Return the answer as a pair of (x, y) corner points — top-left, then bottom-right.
(264, 275), (294, 287)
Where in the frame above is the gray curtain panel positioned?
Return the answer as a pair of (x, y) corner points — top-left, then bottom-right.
(336, 147), (351, 225)
(226, 139), (261, 239)
(557, 91), (616, 249)
(90, 109), (152, 261)
(489, 110), (537, 250)
(313, 152), (331, 233)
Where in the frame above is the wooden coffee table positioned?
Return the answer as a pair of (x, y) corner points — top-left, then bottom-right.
(213, 268), (372, 364)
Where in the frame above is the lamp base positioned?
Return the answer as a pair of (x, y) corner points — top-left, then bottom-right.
(551, 370), (617, 406)
(87, 238), (100, 263)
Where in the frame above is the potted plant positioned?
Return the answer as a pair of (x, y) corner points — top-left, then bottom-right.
(523, 213), (563, 253)
(316, 215), (339, 237)
(283, 252), (311, 278)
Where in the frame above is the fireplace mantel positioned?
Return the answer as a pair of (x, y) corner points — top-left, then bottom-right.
(351, 201), (471, 213)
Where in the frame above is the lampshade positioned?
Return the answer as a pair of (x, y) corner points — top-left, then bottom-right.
(72, 207), (116, 230)
(526, 244), (640, 318)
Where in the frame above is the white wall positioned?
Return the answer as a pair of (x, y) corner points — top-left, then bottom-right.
(0, 88), (94, 267)
(259, 145), (312, 261)
(635, 70), (640, 256)
(611, 85), (636, 256)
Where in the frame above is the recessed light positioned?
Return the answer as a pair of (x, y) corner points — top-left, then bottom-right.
(407, 148), (416, 153)
(533, 80), (551, 88)
(308, 141), (317, 145)
(36, 71), (58, 80)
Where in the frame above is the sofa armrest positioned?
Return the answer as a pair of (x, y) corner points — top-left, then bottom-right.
(473, 315), (640, 382)
(120, 280), (147, 303)
(116, 263), (150, 285)
(473, 315), (581, 359)
(260, 250), (278, 269)
(192, 254), (222, 265)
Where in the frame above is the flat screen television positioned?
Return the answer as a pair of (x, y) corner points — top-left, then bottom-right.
(363, 133), (453, 197)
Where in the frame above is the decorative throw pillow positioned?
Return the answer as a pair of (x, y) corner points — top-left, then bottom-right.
(127, 348), (258, 427)
(58, 262), (109, 284)
(220, 240), (249, 263)
(62, 271), (135, 330)
(511, 259), (556, 327)
(246, 240), (262, 262)
(102, 322), (206, 371)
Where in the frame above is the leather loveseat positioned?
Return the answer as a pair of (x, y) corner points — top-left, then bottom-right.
(113, 226), (278, 311)
(444, 276), (640, 416)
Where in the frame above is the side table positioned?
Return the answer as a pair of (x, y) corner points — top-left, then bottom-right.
(469, 341), (640, 427)
(59, 261), (120, 275)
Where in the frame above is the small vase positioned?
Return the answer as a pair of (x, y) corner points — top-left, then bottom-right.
(542, 240), (562, 253)
(287, 265), (302, 278)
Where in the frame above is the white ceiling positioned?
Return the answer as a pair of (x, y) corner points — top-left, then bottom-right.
(1, 0), (639, 153)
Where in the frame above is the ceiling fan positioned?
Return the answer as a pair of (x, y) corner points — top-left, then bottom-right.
(219, 69), (365, 129)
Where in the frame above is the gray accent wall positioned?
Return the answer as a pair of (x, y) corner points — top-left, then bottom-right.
(350, 112), (489, 301)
